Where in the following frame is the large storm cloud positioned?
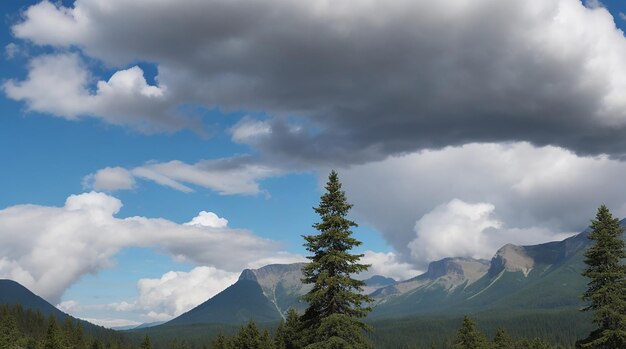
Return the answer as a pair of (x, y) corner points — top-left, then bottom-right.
(6, 0), (626, 162)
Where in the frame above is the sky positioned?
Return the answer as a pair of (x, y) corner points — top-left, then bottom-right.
(1, 0), (626, 328)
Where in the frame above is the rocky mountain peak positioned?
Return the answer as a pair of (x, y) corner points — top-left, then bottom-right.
(489, 244), (534, 277)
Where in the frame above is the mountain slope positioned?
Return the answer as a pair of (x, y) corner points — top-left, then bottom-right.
(371, 227), (595, 318)
(0, 279), (68, 319)
(166, 270), (283, 325)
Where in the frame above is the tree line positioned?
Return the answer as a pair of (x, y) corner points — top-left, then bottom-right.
(0, 304), (133, 349)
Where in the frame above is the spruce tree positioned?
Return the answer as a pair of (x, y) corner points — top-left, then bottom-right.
(301, 170), (372, 348)
(452, 316), (488, 349)
(44, 316), (62, 349)
(275, 309), (300, 349)
(211, 333), (231, 349)
(578, 205), (626, 349)
(141, 334), (153, 349)
(492, 327), (513, 349)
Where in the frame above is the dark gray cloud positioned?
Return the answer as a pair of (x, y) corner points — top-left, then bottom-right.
(8, 0), (626, 161)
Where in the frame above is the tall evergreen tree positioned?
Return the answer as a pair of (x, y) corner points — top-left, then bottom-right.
(232, 321), (265, 349)
(492, 327), (513, 349)
(452, 316), (488, 349)
(301, 170), (372, 348)
(44, 316), (62, 349)
(141, 334), (153, 349)
(211, 333), (231, 349)
(275, 309), (300, 349)
(578, 205), (626, 349)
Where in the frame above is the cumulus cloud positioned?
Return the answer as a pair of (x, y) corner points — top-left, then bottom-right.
(340, 142), (626, 266)
(115, 266), (240, 321)
(407, 199), (573, 265)
(185, 211), (228, 228)
(84, 155), (280, 195)
(359, 251), (420, 281)
(3, 53), (197, 133)
(8, 0), (626, 160)
(83, 167), (136, 191)
(0, 192), (283, 304)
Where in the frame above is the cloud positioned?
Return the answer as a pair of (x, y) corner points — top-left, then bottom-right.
(83, 167), (136, 191)
(0, 192), (283, 304)
(84, 155), (280, 195)
(407, 199), (573, 265)
(340, 142), (626, 266)
(81, 317), (141, 329)
(3, 53), (198, 133)
(359, 251), (420, 281)
(620, 12), (626, 21)
(185, 211), (228, 228)
(8, 0), (626, 161)
(230, 118), (272, 145)
(118, 266), (239, 320)
(4, 43), (20, 59)
(409, 200), (501, 263)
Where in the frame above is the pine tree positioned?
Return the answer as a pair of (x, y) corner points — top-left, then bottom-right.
(232, 321), (263, 349)
(212, 333), (231, 349)
(0, 313), (20, 349)
(301, 170), (372, 348)
(275, 309), (300, 349)
(141, 334), (153, 349)
(492, 327), (513, 349)
(452, 316), (488, 349)
(578, 205), (626, 349)
(44, 316), (62, 349)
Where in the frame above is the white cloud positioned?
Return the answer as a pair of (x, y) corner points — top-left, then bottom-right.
(340, 142), (626, 266)
(3, 53), (195, 133)
(81, 317), (141, 329)
(359, 251), (420, 281)
(185, 211), (228, 228)
(409, 200), (501, 264)
(231, 118), (272, 144)
(406, 199), (574, 265)
(133, 266), (239, 320)
(0, 192), (283, 304)
(85, 156), (280, 196)
(57, 300), (82, 313)
(4, 43), (19, 59)
(620, 12), (626, 21)
(83, 167), (136, 191)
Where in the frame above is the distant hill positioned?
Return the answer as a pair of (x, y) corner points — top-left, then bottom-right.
(0, 279), (68, 319)
(133, 321), (165, 329)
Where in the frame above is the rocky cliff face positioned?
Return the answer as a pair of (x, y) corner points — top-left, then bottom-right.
(371, 257), (490, 302)
(488, 244), (534, 277)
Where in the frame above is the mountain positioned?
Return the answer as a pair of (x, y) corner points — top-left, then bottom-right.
(362, 275), (396, 295)
(133, 321), (165, 329)
(371, 228), (593, 318)
(166, 263), (309, 326)
(162, 220), (618, 326)
(0, 279), (68, 319)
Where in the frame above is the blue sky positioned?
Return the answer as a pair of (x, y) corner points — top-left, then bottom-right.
(2, 0), (626, 327)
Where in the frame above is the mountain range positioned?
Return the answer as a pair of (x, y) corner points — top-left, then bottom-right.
(164, 220), (605, 325)
(0, 220), (616, 330)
